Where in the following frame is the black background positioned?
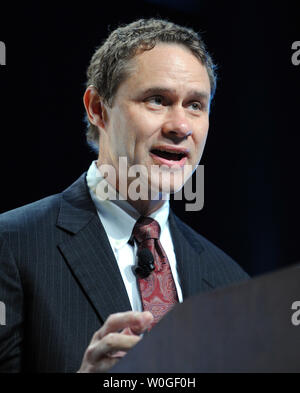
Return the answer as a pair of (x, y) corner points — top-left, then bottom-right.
(0, 0), (299, 277)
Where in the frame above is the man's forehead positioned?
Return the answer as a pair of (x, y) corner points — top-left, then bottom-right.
(132, 44), (209, 80)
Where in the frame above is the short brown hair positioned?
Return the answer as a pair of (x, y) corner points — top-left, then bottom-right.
(85, 18), (217, 152)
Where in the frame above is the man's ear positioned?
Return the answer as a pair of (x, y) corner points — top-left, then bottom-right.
(83, 85), (108, 130)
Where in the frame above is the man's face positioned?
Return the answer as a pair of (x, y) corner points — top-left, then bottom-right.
(98, 43), (211, 196)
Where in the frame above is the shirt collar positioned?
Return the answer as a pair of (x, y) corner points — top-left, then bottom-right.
(86, 161), (170, 250)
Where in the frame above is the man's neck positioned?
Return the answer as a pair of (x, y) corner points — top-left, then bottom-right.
(127, 198), (166, 217)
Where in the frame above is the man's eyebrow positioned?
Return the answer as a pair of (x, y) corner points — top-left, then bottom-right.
(140, 87), (210, 101)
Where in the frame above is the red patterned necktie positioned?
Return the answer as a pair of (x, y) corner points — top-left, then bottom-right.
(132, 216), (178, 329)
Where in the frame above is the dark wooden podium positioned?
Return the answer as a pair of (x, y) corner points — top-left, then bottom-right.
(112, 263), (300, 372)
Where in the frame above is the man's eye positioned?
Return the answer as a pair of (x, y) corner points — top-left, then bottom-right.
(147, 96), (163, 105)
(189, 102), (202, 111)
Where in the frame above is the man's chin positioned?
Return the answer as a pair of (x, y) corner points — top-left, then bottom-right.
(148, 167), (193, 195)
(124, 163), (194, 201)
(148, 179), (186, 198)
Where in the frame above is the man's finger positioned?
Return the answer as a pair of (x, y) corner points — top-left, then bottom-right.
(96, 311), (153, 339)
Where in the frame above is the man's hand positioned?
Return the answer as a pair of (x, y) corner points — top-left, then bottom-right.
(77, 311), (153, 373)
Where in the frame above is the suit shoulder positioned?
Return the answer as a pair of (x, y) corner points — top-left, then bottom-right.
(0, 194), (61, 235)
(172, 214), (250, 280)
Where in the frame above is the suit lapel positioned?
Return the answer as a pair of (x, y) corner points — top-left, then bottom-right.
(56, 174), (131, 324)
(168, 211), (216, 299)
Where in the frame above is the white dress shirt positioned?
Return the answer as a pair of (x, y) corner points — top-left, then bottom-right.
(86, 161), (183, 311)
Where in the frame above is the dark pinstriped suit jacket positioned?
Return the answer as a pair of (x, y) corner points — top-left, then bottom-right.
(0, 173), (248, 372)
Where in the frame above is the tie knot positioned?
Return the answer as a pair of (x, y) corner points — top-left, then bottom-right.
(132, 216), (161, 244)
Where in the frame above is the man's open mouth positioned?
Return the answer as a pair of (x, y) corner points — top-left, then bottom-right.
(150, 147), (188, 167)
(150, 149), (186, 161)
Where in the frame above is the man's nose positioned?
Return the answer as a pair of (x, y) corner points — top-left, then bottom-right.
(161, 107), (192, 142)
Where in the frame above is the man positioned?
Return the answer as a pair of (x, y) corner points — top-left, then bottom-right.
(0, 18), (248, 373)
